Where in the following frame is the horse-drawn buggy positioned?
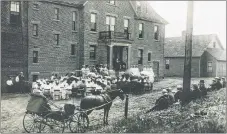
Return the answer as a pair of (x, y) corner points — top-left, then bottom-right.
(23, 88), (125, 133)
(23, 93), (89, 133)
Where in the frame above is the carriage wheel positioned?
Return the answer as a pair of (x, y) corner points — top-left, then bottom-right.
(23, 112), (43, 133)
(70, 112), (89, 133)
(39, 112), (65, 133)
(68, 114), (79, 133)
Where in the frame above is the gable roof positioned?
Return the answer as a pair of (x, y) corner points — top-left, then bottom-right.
(206, 48), (226, 61)
(48, 0), (87, 7)
(164, 34), (218, 57)
(129, 1), (168, 25)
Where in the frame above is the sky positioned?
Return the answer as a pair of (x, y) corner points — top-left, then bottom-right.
(149, 1), (226, 48)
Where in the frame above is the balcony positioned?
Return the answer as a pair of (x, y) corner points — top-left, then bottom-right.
(99, 31), (132, 41)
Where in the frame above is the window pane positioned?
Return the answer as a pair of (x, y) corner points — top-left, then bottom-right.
(124, 19), (128, 27)
(148, 53), (151, 61)
(71, 44), (75, 55)
(111, 17), (115, 25)
(73, 12), (76, 21)
(136, 1), (141, 6)
(154, 26), (158, 32)
(16, 3), (20, 12)
(110, 0), (115, 4)
(90, 45), (96, 59)
(91, 13), (96, 23)
(55, 8), (59, 19)
(11, 2), (15, 12)
(110, 25), (114, 31)
(106, 16), (110, 25)
(139, 24), (142, 30)
(33, 51), (38, 63)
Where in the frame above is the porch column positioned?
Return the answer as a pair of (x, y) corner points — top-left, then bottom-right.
(109, 45), (113, 70)
(128, 45), (131, 68)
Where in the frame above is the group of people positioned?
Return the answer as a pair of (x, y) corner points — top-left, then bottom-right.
(81, 64), (109, 78)
(146, 77), (226, 113)
(6, 72), (27, 93)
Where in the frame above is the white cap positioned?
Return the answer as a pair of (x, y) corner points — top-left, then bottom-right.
(162, 89), (167, 94)
(177, 85), (182, 89)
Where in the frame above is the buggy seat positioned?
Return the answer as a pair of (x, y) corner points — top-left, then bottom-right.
(26, 93), (51, 114)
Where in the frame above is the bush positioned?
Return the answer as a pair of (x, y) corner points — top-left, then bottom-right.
(191, 119), (226, 133)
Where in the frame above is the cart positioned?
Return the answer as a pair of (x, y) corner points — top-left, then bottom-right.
(23, 93), (89, 133)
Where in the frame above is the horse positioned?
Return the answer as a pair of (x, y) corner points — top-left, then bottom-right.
(80, 89), (125, 125)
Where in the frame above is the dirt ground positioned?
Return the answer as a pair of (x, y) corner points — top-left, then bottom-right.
(1, 77), (214, 133)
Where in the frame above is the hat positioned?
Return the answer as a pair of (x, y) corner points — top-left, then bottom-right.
(177, 85), (182, 89)
(162, 89), (168, 94)
(166, 88), (172, 92)
(215, 77), (219, 79)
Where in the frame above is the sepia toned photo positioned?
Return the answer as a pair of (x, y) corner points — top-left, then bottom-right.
(1, 0), (226, 133)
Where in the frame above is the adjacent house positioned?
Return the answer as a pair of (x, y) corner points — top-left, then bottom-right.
(164, 31), (226, 77)
(1, 1), (167, 91)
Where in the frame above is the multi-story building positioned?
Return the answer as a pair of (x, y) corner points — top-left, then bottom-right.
(1, 0), (167, 92)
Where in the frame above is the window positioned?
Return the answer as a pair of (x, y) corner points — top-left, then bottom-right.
(71, 44), (75, 55)
(138, 49), (143, 64)
(54, 34), (59, 45)
(148, 53), (151, 62)
(33, 4), (39, 9)
(54, 8), (59, 20)
(33, 51), (38, 63)
(32, 75), (38, 82)
(10, 2), (20, 24)
(90, 13), (97, 31)
(136, 1), (141, 12)
(106, 16), (115, 31)
(124, 19), (129, 33)
(213, 42), (216, 48)
(90, 45), (96, 60)
(165, 59), (170, 69)
(139, 23), (144, 38)
(108, 0), (115, 5)
(154, 25), (159, 40)
(32, 24), (38, 36)
(207, 62), (212, 72)
(72, 11), (77, 30)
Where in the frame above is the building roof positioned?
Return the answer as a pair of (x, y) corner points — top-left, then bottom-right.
(135, 5), (168, 24)
(206, 48), (226, 61)
(48, 0), (87, 7)
(164, 34), (218, 57)
(130, 1), (168, 25)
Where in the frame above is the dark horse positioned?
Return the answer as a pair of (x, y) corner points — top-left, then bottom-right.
(80, 89), (125, 125)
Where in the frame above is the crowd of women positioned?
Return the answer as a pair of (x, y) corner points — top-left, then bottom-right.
(26, 64), (155, 100)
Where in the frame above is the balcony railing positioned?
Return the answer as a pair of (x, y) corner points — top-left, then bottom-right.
(99, 31), (131, 40)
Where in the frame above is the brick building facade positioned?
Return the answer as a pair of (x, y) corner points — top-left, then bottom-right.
(1, 1), (167, 91)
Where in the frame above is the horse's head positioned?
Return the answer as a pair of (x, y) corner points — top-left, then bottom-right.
(117, 89), (125, 100)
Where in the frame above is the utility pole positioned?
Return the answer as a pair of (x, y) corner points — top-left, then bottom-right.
(182, 1), (194, 104)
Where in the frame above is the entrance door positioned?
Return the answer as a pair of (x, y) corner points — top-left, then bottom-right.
(153, 61), (159, 81)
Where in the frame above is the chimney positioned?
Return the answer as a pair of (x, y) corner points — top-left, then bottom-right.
(182, 30), (186, 41)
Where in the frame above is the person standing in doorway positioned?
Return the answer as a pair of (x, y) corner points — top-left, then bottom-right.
(16, 72), (25, 93)
(115, 58), (121, 77)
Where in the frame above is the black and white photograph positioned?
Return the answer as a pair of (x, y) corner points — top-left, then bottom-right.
(1, 0), (226, 133)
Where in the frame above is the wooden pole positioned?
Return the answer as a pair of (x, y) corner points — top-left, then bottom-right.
(182, 1), (194, 104)
(125, 94), (129, 118)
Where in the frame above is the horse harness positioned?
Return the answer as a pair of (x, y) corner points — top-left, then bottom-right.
(101, 94), (112, 104)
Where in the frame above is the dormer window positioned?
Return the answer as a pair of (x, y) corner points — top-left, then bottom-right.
(108, 0), (115, 5)
(213, 42), (216, 48)
(136, 1), (141, 12)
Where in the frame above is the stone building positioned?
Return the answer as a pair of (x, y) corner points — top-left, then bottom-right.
(1, 0), (167, 91)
